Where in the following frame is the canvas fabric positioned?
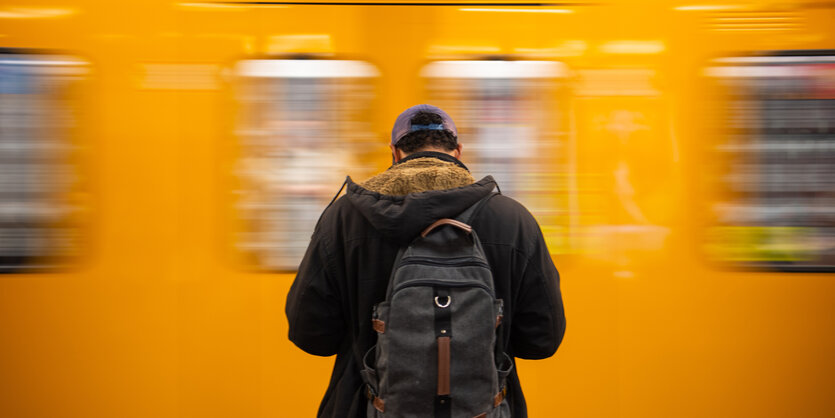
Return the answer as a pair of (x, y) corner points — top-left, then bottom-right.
(361, 194), (512, 418)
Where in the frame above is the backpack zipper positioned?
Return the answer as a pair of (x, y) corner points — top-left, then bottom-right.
(392, 279), (494, 297)
(398, 256), (490, 270)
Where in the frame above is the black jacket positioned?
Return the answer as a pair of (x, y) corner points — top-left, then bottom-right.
(286, 154), (566, 417)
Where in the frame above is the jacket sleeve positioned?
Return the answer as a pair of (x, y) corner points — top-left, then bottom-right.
(285, 233), (345, 357)
(510, 228), (566, 360)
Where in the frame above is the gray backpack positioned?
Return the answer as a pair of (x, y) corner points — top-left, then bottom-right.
(362, 194), (512, 418)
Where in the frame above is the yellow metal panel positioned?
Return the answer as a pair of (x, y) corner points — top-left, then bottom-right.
(0, 1), (833, 418)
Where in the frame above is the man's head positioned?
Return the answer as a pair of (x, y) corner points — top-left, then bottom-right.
(390, 104), (462, 163)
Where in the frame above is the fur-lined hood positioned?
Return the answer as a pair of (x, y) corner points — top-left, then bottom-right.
(346, 155), (496, 242)
(361, 156), (475, 195)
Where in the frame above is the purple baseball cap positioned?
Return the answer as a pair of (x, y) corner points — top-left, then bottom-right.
(391, 104), (458, 145)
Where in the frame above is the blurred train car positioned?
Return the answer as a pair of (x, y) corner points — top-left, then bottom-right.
(1, 1), (834, 417)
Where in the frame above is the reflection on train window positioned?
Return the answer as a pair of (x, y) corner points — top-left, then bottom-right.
(233, 60), (378, 271)
(422, 61), (571, 253)
(706, 52), (835, 271)
(0, 52), (88, 273)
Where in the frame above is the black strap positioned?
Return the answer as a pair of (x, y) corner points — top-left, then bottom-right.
(434, 288), (452, 339)
(312, 177), (349, 234)
(455, 191), (498, 226)
(326, 176), (349, 208)
(435, 394), (451, 418)
(495, 300), (506, 369)
(383, 246), (408, 299)
(434, 287), (452, 418)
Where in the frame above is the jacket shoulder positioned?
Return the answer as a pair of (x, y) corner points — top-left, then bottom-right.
(480, 194), (540, 228)
(313, 194), (383, 244)
(314, 195), (353, 230)
(473, 194), (544, 251)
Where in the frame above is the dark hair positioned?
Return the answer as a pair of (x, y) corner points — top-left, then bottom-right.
(395, 111), (458, 154)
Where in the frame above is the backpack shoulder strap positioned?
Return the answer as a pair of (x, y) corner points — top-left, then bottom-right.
(456, 192), (499, 225)
(311, 176), (349, 233)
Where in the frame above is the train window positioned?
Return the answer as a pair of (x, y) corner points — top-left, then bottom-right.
(422, 60), (571, 254)
(232, 59), (378, 271)
(705, 52), (835, 271)
(0, 51), (88, 273)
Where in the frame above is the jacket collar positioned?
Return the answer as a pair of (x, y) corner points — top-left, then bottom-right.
(346, 175), (496, 243)
(398, 151), (469, 171)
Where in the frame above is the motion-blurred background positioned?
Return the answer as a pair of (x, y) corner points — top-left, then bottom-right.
(1, 0), (834, 417)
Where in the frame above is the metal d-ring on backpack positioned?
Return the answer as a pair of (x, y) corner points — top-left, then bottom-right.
(361, 193), (513, 418)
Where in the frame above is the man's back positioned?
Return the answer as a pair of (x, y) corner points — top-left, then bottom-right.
(286, 153), (565, 417)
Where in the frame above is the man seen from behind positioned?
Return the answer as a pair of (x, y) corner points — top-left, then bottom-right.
(286, 104), (566, 417)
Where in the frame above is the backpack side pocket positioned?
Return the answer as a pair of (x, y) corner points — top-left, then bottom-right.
(361, 346), (383, 417)
(491, 353), (514, 418)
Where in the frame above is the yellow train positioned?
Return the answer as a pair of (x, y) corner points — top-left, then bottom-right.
(1, 1), (834, 417)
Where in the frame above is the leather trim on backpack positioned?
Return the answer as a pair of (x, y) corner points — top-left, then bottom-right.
(373, 397), (385, 413)
(372, 319), (385, 333)
(365, 385), (385, 413)
(437, 336), (451, 395)
(493, 385), (507, 407)
(421, 218), (472, 238)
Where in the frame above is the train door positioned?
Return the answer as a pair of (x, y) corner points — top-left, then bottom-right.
(231, 59), (378, 271)
(421, 60), (572, 254)
(705, 51), (835, 270)
(0, 50), (89, 273)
